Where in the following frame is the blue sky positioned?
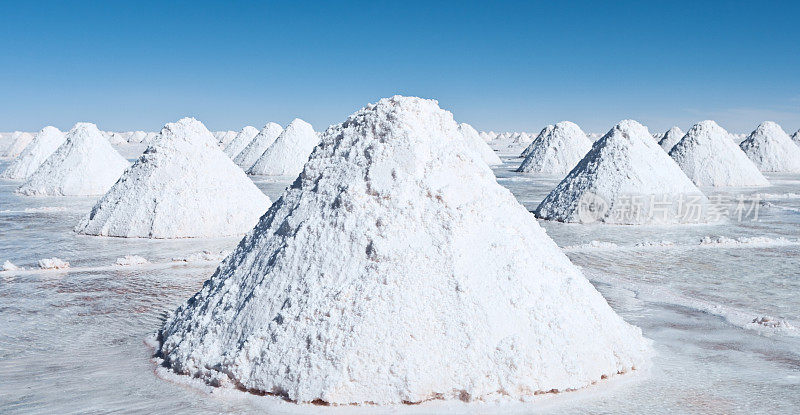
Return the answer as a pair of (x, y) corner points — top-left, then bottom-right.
(1, 0), (798, 134)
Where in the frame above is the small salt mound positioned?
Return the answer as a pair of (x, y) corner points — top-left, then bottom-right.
(669, 120), (769, 187)
(158, 96), (649, 405)
(233, 122), (283, 169)
(247, 118), (318, 176)
(479, 130), (496, 143)
(2, 131), (35, 158)
(517, 121), (592, 174)
(38, 257), (69, 269)
(458, 123), (502, 165)
(143, 132), (159, 144)
(223, 126), (259, 159)
(106, 132), (128, 145)
(114, 255), (149, 266)
(75, 117), (270, 238)
(216, 130), (238, 147)
(1, 126), (66, 180)
(536, 120), (708, 224)
(491, 131), (534, 154)
(128, 131), (147, 144)
(657, 126), (684, 152)
(740, 121), (800, 172)
(17, 123), (129, 196)
(3, 260), (21, 271)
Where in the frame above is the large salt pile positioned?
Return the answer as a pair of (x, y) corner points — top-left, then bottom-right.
(657, 126), (684, 152)
(247, 118), (317, 176)
(458, 123), (502, 165)
(740, 122), (800, 172)
(75, 117), (270, 238)
(517, 121), (592, 174)
(157, 96), (649, 405)
(223, 125), (259, 159)
(536, 120), (708, 224)
(0, 126), (66, 180)
(1, 131), (35, 158)
(233, 122), (284, 169)
(669, 120), (769, 187)
(17, 123), (129, 196)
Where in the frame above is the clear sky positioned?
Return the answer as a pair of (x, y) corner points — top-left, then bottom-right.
(1, 0), (799, 135)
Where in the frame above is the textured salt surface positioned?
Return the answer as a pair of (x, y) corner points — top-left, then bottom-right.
(740, 121), (800, 172)
(669, 120), (769, 187)
(458, 123), (502, 165)
(517, 121), (592, 174)
(536, 120), (707, 224)
(17, 123), (129, 196)
(233, 122), (283, 169)
(657, 126), (684, 152)
(1, 131), (35, 158)
(158, 96), (649, 405)
(0, 126), (66, 180)
(223, 126), (259, 159)
(247, 118), (317, 176)
(76, 117), (270, 238)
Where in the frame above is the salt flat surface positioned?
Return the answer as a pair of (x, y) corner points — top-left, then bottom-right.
(1, 156), (800, 413)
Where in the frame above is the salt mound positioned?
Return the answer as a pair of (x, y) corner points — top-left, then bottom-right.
(106, 132), (128, 145)
(657, 126), (684, 151)
(158, 96), (649, 405)
(458, 123), (502, 165)
(792, 129), (800, 146)
(247, 118), (318, 176)
(75, 117), (270, 238)
(740, 122), (800, 172)
(127, 131), (147, 144)
(223, 126), (259, 159)
(536, 120), (708, 224)
(520, 125), (553, 158)
(517, 121), (592, 174)
(233, 122), (284, 169)
(38, 257), (69, 269)
(2, 131), (35, 158)
(491, 131), (534, 154)
(3, 260), (21, 271)
(669, 120), (769, 187)
(0, 127), (66, 180)
(17, 123), (129, 196)
(216, 130), (238, 146)
(479, 130), (496, 143)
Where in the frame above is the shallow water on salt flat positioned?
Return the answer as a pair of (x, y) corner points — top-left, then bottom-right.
(1, 155), (799, 414)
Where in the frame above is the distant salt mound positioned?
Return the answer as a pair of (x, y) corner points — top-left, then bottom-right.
(17, 123), (129, 196)
(75, 117), (270, 238)
(143, 132), (159, 144)
(247, 118), (318, 176)
(669, 121), (769, 187)
(223, 126), (259, 159)
(740, 121), (800, 172)
(536, 120), (708, 224)
(491, 131), (534, 154)
(106, 132), (128, 145)
(458, 123), (502, 165)
(157, 96), (649, 405)
(233, 122), (283, 169)
(518, 121), (592, 174)
(215, 130), (238, 146)
(127, 131), (147, 144)
(657, 126), (684, 152)
(478, 130), (496, 143)
(0, 126), (66, 180)
(1, 131), (35, 158)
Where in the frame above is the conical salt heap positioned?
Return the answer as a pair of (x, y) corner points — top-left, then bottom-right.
(536, 120), (708, 224)
(216, 130), (238, 147)
(75, 117), (270, 238)
(2, 131), (35, 159)
(457, 123), (502, 165)
(520, 125), (553, 158)
(247, 118), (317, 176)
(739, 121), (800, 172)
(233, 122), (284, 169)
(669, 121), (769, 187)
(491, 131), (534, 155)
(223, 125), (259, 159)
(657, 126), (684, 152)
(17, 123), (129, 196)
(792, 129), (800, 146)
(0, 126), (66, 180)
(157, 96), (649, 405)
(518, 121), (592, 174)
